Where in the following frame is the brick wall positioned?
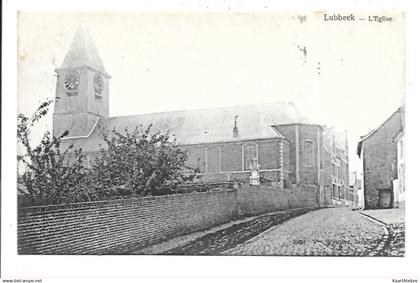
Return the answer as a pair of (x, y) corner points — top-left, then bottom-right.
(274, 124), (321, 185)
(237, 183), (318, 216)
(18, 191), (238, 255)
(273, 125), (297, 183)
(183, 139), (282, 183)
(297, 124), (320, 185)
(18, 183), (320, 255)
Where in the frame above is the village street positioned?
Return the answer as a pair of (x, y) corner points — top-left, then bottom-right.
(224, 208), (404, 256)
(131, 207), (405, 256)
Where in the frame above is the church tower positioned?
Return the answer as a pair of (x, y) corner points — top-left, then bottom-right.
(53, 26), (110, 137)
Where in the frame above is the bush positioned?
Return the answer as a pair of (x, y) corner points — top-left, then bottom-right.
(89, 124), (198, 196)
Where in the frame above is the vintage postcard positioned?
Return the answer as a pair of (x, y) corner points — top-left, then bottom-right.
(2, 3), (419, 282)
(15, 11), (405, 256)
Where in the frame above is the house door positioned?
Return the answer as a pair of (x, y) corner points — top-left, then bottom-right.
(379, 190), (392, 208)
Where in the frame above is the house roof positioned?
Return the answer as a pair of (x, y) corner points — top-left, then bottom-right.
(58, 25), (108, 75)
(357, 106), (404, 157)
(322, 126), (348, 152)
(60, 101), (312, 152)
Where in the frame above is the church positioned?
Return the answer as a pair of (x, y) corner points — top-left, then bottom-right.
(54, 27), (351, 204)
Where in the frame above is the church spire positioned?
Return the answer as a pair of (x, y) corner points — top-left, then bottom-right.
(59, 25), (108, 75)
(53, 25), (110, 138)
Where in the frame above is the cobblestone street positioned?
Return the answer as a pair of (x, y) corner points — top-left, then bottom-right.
(160, 208), (316, 255)
(360, 208), (405, 256)
(225, 208), (404, 256)
(129, 207), (405, 256)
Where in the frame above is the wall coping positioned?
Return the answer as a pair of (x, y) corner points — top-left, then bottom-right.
(19, 189), (238, 213)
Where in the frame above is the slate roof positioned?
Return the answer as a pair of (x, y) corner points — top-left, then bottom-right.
(61, 102), (312, 152)
(58, 26), (108, 75)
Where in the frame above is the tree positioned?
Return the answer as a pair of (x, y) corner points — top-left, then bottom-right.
(17, 100), (91, 205)
(90, 124), (198, 196)
(17, 100), (198, 206)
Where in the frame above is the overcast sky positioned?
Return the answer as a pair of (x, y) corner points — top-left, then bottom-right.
(17, 12), (404, 173)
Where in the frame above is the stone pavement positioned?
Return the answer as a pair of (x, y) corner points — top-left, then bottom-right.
(224, 208), (392, 256)
(129, 207), (316, 255)
(360, 208), (405, 256)
(127, 207), (405, 256)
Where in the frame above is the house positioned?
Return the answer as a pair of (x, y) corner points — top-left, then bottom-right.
(392, 130), (405, 208)
(349, 171), (363, 208)
(357, 106), (405, 209)
(54, 27), (350, 205)
(320, 127), (351, 206)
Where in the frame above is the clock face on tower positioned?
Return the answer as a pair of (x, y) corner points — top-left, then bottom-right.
(64, 71), (80, 91)
(94, 73), (104, 96)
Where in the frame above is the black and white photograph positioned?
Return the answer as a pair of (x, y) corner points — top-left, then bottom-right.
(2, 1), (420, 282)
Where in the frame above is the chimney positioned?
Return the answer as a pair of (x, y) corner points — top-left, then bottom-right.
(233, 115), (239, 138)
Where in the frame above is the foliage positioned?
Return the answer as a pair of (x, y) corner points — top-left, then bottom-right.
(17, 100), (91, 205)
(90, 124), (198, 197)
(17, 101), (199, 206)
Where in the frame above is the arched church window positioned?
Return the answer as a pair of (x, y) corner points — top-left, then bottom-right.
(242, 143), (258, 171)
(302, 140), (314, 167)
(206, 146), (221, 173)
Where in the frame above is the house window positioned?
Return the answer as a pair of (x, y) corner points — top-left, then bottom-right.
(243, 144), (257, 171)
(333, 184), (337, 198)
(302, 140), (314, 167)
(399, 164), (405, 191)
(338, 165), (342, 180)
(206, 146), (221, 173)
(399, 139), (404, 159)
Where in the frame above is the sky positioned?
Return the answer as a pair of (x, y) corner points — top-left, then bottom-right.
(17, 12), (404, 173)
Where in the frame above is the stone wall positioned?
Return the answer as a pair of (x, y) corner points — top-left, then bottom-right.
(18, 184), (319, 255)
(362, 108), (403, 209)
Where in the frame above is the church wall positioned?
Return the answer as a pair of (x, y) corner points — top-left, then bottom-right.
(297, 124), (320, 185)
(182, 138), (282, 183)
(53, 112), (99, 137)
(273, 125), (297, 183)
(274, 124), (322, 186)
(85, 69), (109, 118)
(220, 144), (243, 172)
(281, 140), (291, 188)
(258, 141), (280, 170)
(53, 66), (109, 138)
(282, 139), (291, 172)
(55, 68), (89, 114)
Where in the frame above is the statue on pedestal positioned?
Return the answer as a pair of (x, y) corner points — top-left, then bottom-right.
(249, 157), (260, 186)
